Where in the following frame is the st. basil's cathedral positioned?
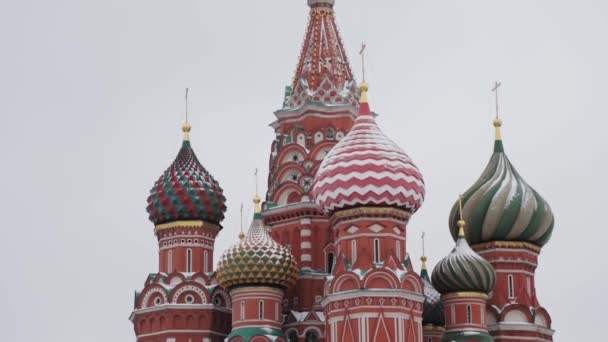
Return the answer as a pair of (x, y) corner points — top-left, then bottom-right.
(129, 1), (556, 341)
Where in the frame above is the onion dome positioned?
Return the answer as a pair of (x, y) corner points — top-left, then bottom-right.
(146, 123), (227, 225)
(448, 118), (555, 247)
(420, 256), (445, 326)
(432, 219), (496, 295)
(312, 82), (425, 214)
(216, 196), (299, 290)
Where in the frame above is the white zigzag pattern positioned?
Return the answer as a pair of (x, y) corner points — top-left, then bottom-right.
(319, 158), (419, 173)
(314, 170), (425, 188)
(315, 184), (425, 203)
(322, 149), (411, 163)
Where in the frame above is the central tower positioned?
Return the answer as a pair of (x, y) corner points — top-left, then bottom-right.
(262, 0), (358, 339)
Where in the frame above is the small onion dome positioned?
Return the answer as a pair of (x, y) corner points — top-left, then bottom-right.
(432, 220), (496, 295)
(146, 123), (226, 225)
(448, 118), (554, 247)
(312, 82), (425, 215)
(216, 196), (299, 290)
(420, 256), (445, 326)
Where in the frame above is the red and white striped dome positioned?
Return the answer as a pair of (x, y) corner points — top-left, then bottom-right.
(312, 83), (425, 214)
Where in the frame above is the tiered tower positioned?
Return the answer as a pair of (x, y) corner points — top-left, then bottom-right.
(263, 0), (359, 338)
(432, 215), (497, 342)
(216, 196), (299, 342)
(312, 82), (427, 341)
(131, 123), (232, 342)
(420, 256), (445, 342)
(449, 117), (555, 341)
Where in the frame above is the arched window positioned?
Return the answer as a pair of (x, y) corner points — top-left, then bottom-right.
(327, 252), (335, 274)
(287, 331), (298, 342)
(167, 250), (173, 274)
(259, 300), (264, 320)
(305, 330), (319, 342)
(351, 240), (357, 263)
(240, 301), (245, 321)
(466, 305), (473, 323)
(203, 250), (209, 273)
(374, 239), (381, 263)
(186, 249), (192, 273)
(508, 274), (515, 298)
(275, 302), (279, 321)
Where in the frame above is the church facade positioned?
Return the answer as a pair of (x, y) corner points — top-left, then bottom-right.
(130, 1), (555, 341)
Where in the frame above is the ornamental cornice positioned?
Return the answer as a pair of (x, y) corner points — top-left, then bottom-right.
(262, 203), (325, 224)
(472, 241), (542, 253)
(321, 288), (424, 307)
(330, 207), (411, 225)
(441, 292), (489, 300)
(154, 220), (220, 234)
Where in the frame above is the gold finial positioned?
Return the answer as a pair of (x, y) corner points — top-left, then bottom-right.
(253, 194), (262, 214)
(457, 194), (466, 238)
(183, 88), (191, 141)
(421, 255), (428, 270)
(359, 43), (369, 104)
(491, 81), (502, 140)
(239, 202), (244, 240)
(253, 168), (262, 213)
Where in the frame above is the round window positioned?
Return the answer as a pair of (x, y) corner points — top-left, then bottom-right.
(154, 297), (162, 305)
(185, 295), (195, 304)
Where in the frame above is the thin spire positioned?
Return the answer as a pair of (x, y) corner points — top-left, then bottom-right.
(457, 194), (466, 238)
(359, 43), (367, 83)
(254, 168), (262, 214)
(492, 81), (503, 141)
(421, 231), (427, 270)
(239, 202), (245, 240)
(358, 43), (371, 116)
(182, 88), (192, 141)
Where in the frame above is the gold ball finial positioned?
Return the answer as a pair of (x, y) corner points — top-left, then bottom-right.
(182, 122), (192, 141)
(253, 194), (262, 214)
(457, 219), (466, 238)
(359, 81), (369, 93)
(238, 231), (245, 240)
(421, 255), (428, 263)
(493, 117), (503, 128)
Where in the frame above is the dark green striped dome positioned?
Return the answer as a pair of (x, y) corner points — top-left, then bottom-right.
(449, 121), (554, 247)
(432, 221), (496, 295)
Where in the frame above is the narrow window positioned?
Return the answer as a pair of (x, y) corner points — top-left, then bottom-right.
(396, 240), (401, 260)
(204, 250), (209, 273)
(259, 300), (264, 320)
(508, 275), (515, 298)
(374, 239), (380, 263)
(327, 252), (335, 274)
(167, 250), (173, 273)
(186, 249), (192, 273)
(275, 302), (279, 321)
(526, 277), (532, 296)
(240, 301), (245, 321)
(351, 240), (357, 263)
(466, 305), (472, 323)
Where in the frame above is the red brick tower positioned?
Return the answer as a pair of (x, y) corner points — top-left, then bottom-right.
(131, 122), (232, 342)
(312, 82), (427, 341)
(216, 196), (299, 342)
(450, 115), (555, 341)
(263, 0), (358, 339)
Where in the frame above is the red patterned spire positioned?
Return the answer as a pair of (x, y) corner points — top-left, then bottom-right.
(286, 0), (358, 108)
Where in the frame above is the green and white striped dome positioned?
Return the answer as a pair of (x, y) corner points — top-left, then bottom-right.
(432, 220), (496, 295)
(449, 119), (554, 247)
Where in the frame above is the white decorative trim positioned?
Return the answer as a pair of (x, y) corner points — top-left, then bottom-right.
(301, 254), (312, 262)
(301, 229), (312, 237)
(301, 242), (312, 249)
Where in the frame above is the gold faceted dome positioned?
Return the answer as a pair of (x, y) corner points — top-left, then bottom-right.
(216, 213), (298, 290)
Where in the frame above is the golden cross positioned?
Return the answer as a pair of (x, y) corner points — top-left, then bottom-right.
(492, 81), (502, 118)
(359, 42), (367, 82)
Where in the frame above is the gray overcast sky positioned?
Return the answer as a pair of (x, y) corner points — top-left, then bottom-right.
(0, 0), (605, 340)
